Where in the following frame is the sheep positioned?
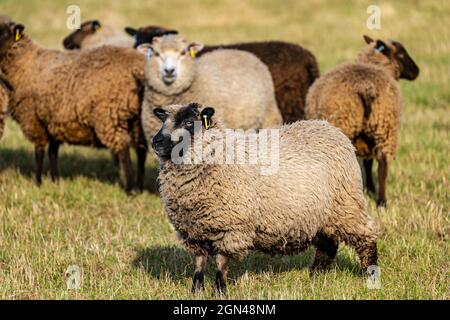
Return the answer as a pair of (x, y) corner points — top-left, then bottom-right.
(0, 74), (11, 140)
(0, 22), (147, 192)
(138, 34), (282, 145)
(305, 35), (419, 207)
(63, 20), (133, 50)
(128, 24), (320, 123)
(151, 102), (379, 294)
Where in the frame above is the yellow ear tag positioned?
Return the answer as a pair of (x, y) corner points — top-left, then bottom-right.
(190, 47), (196, 59)
(203, 115), (210, 129)
(15, 30), (22, 41)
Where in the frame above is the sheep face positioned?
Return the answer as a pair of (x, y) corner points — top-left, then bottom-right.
(124, 25), (178, 48)
(138, 35), (204, 95)
(62, 20), (101, 50)
(151, 103), (214, 161)
(0, 22), (24, 58)
(360, 35), (419, 80)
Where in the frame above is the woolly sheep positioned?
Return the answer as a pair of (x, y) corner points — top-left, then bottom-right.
(305, 35), (419, 207)
(0, 22), (147, 192)
(129, 25), (320, 123)
(152, 102), (379, 294)
(138, 34), (282, 145)
(63, 20), (133, 50)
(0, 74), (11, 140)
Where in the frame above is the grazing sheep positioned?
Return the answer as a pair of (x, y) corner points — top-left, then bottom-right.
(152, 102), (379, 294)
(305, 35), (419, 207)
(63, 20), (133, 50)
(0, 22), (147, 192)
(139, 34), (282, 144)
(125, 25), (178, 48)
(129, 25), (319, 122)
(0, 74), (11, 140)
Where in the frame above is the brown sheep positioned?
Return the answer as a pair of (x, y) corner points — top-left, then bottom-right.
(305, 35), (419, 207)
(0, 74), (11, 140)
(0, 22), (147, 192)
(152, 103), (378, 294)
(127, 25), (320, 123)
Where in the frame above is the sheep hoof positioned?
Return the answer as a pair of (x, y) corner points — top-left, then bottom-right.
(376, 198), (387, 208)
(214, 271), (227, 296)
(191, 272), (204, 293)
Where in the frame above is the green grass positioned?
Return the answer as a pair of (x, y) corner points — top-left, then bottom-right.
(0, 0), (449, 299)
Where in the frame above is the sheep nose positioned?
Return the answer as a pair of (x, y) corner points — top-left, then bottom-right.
(164, 68), (175, 75)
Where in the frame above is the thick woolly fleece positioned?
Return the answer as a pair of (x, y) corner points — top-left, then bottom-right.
(0, 81), (9, 140)
(158, 107), (378, 269)
(200, 41), (320, 123)
(305, 44), (402, 163)
(141, 37), (282, 145)
(2, 36), (146, 156)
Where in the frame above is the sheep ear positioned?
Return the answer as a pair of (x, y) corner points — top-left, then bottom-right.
(187, 42), (204, 58)
(136, 43), (154, 60)
(363, 34), (374, 44)
(200, 107), (215, 129)
(153, 108), (168, 122)
(13, 24), (24, 41)
(125, 27), (137, 37)
(375, 40), (390, 55)
(92, 20), (101, 32)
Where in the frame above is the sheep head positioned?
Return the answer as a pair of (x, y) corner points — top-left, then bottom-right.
(152, 103), (216, 162)
(358, 35), (419, 81)
(62, 20), (101, 50)
(0, 22), (25, 58)
(137, 34), (204, 95)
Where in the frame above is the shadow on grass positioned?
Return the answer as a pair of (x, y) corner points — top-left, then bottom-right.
(0, 146), (159, 194)
(133, 245), (362, 282)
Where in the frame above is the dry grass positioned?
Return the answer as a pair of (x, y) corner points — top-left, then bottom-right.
(0, 0), (449, 299)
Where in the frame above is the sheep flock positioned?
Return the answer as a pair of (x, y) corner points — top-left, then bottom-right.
(0, 15), (421, 295)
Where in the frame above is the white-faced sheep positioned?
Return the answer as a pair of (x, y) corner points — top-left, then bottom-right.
(62, 20), (133, 50)
(0, 22), (147, 192)
(138, 34), (282, 145)
(152, 102), (379, 294)
(305, 35), (419, 207)
(128, 24), (320, 123)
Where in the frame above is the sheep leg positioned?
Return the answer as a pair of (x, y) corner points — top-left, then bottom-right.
(376, 155), (388, 207)
(136, 146), (147, 192)
(117, 147), (135, 194)
(354, 240), (378, 272)
(311, 233), (339, 271)
(215, 254), (229, 295)
(35, 146), (45, 186)
(48, 140), (60, 182)
(192, 255), (207, 293)
(363, 159), (376, 194)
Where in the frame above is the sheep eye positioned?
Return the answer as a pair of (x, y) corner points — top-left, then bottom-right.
(153, 51), (160, 57)
(185, 121), (194, 127)
(181, 49), (187, 56)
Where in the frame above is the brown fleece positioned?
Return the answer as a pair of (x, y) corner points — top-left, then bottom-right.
(156, 103), (378, 290)
(200, 41), (320, 122)
(0, 78), (9, 140)
(305, 37), (419, 206)
(0, 24), (147, 190)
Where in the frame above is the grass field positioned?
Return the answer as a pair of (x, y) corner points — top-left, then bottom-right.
(0, 0), (448, 299)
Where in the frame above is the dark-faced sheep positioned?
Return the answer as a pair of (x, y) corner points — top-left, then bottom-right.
(128, 25), (320, 123)
(152, 102), (379, 294)
(138, 34), (282, 144)
(0, 22), (147, 192)
(305, 35), (419, 207)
